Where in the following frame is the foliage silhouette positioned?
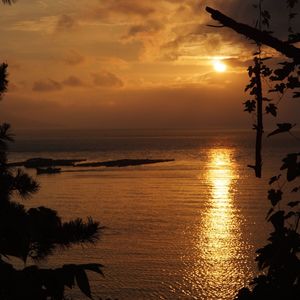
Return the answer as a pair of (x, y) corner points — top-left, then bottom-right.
(208, 1), (300, 299)
(0, 4), (103, 300)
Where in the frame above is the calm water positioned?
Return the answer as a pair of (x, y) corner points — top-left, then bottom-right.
(8, 130), (300, 299)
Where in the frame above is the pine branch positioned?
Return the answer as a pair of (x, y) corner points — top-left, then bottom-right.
(58, 217), (101, 245)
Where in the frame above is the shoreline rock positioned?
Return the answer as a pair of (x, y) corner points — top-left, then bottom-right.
(75, 158), (175, 168)
(8, 158), (175, 169)
(9, 158), (86, 168)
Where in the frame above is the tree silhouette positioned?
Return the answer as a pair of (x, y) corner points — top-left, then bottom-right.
(207, 2), (300, 299)
(0, 5), (103, 300)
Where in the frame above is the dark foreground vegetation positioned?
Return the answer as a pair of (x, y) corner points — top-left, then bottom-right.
(0, 2), (104, 297)
(207, 1), (300, 299)
(0, 67), (103, 299)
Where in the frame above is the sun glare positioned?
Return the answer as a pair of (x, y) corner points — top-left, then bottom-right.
(213, 60), (227, 73)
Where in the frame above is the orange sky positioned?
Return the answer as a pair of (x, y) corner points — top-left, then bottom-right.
(0, 0), (299, 129)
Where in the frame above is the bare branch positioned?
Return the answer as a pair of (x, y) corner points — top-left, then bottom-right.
(206, 6), (300, 64)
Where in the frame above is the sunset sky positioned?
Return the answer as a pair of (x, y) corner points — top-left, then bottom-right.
(0, 0), (299, 129)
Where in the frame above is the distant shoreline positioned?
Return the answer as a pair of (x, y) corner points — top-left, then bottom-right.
(9, 157), (175, 169)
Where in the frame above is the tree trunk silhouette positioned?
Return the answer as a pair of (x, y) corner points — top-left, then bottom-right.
(254, 59), (263, 178)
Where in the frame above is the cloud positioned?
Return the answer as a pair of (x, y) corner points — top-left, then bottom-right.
(4, 70), (300, 130)
(88, 0), (244, 61)
(33, 75), (86, 91)
(62, 76), (84, 87)
(109, 0), (155, 16)
(92, 71), (124, 88)
(89, 0), (156, 21)
(55, 14), (77, 32)
(8, 16), (58, 33)
(8, 13), (79, 34)
(33, 79), (62, 92)
(31, 72), (123, 92)
(124, 20), (163, 39)
(97, 56), (129, 69)
(62, 50), (85, 65)
(86, 0), (297, 63)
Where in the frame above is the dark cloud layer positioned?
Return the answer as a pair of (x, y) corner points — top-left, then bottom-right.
(33, 79), (62, 92)
(32, 71), (124, 92)
(94, 0), (156, 19)
(3, 81), (300, 129)
(62, 50), (85, 65)
(62, 76), (84, 87)
(92, 71), (124, 88)
(56, 14), (77, 32)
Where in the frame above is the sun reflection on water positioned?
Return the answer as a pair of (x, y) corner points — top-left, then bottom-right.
(187, 148), (243, 299)
(206, 149), (237, 260)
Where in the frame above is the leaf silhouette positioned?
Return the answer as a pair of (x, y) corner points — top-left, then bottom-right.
(268, 210), (284, 231)
(265, 103), (277, 117)
(268, 174), (281, 185)
(244, 100), (256, 113)
(293, 92), (300, 98)
(284, 211), (295, 219)
(287, 201), (300, 207)
(267, 189), (282, 206)
(287, 75), (300, 89)
(76, 268), (92, 298)
(280, 153), (300, 181)
(81, 263), (104, 276)
(267, 123), (296, 137)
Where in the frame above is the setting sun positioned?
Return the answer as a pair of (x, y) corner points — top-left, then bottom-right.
(213, 60), (227, 72)
(1, 1), (299, 299)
